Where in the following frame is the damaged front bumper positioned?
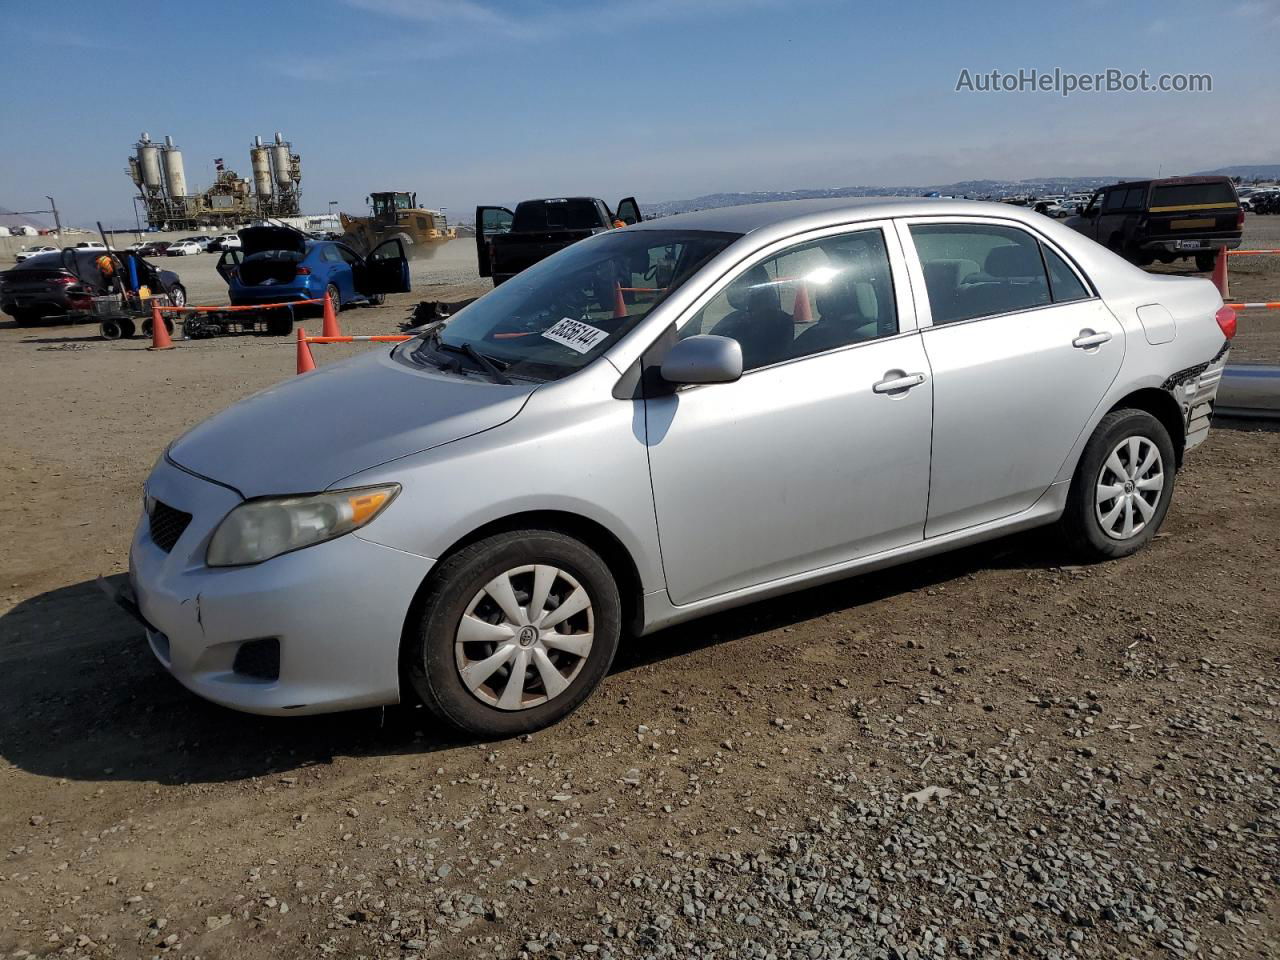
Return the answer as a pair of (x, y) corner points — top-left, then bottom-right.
(126, 456), (433, 716)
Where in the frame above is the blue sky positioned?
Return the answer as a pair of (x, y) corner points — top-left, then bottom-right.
(1, 0), (1277, 227)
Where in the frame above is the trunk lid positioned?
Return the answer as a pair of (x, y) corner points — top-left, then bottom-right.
(238, 226), (308, 257)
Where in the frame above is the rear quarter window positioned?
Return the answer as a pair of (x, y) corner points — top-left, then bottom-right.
(1150, 182), (1237, 207)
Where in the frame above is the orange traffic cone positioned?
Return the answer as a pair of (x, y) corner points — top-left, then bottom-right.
(1211, 248), (1230, 299)
(792, 281), (814, 324)
(148, 303), (174, 350)
(296, 327), (316, 374)
(321, 291), (342, 338)
(612, 281), (628, 319)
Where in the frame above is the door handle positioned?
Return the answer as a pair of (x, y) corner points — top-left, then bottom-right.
(873, 371), (927, 394)
(1072, 330), (1112, 349)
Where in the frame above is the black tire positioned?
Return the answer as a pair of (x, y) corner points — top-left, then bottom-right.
(168, 284), (187, 308)
(119, 318), (136, 339)
(266, 313), (293, 336)
(367, 293), (386, 306)
(12, 309), (42, 327)
(1194, 252), (1216, 272)
(406, 530), (622, 738)
(140, 317), (175, 338)
(1059, 409), (1176, 561)
(100, 318), (124, 340)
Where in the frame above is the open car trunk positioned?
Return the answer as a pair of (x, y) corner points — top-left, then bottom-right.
(238, 251), (303, 286)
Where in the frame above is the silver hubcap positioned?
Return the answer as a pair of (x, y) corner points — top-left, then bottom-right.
(1095, 435), (1164, 540)
(454, 564), (594, 711)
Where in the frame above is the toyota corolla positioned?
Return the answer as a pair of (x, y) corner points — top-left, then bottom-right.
(121, 198), (1233, 737)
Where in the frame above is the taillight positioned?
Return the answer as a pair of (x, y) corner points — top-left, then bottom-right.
(295, 266), (311, 276)
(51, 275), (76, 285)
(1236, 209), (1245, 228)
(1215, 305), (1237, 340)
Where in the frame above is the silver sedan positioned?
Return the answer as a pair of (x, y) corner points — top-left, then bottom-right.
(125, 198), (1234, 736)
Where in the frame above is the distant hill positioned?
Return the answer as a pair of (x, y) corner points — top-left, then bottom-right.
(1192, 164), (1280, 182)
(642, 176), (1141, 218)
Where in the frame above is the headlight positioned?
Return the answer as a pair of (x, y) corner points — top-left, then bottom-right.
(206, 484), (399, 567)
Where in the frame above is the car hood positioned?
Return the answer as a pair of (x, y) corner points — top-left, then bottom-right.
(168, 349), (535, 498)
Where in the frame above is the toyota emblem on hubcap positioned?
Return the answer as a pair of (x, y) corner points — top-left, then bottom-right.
(518, 626), (538, 646)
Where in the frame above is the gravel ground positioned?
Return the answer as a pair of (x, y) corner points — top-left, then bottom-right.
(0, 221), (1277, 960)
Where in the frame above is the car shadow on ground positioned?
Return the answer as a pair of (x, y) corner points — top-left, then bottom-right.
(0, 531), (1058, 787)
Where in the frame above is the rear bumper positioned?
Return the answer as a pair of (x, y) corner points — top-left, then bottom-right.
(1171, 342), (1231, 452)
(1140, 237), (1242, 253)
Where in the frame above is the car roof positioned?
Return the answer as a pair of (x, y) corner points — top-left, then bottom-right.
(627, 196), (1052, 235)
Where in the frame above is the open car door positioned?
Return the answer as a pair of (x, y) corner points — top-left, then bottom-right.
(215, 249), (244, 283)
(614, 197), (641, 225)
(475, 205), (514, 277)
(360, 238), (411, 295)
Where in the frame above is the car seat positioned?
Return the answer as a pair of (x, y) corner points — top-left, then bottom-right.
(709, 266), (793, 369)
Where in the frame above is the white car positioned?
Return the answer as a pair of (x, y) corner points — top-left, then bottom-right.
(166, 241), (202, 256)
(14, 245), (60, 262)
(75, 241), (108, 251)
(215, 234), (242, 251)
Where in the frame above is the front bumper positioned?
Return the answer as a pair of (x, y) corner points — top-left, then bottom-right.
(129, 456), (434, 716)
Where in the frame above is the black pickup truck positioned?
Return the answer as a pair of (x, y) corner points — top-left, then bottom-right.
(475, 196), (641, 285)
(1064, 176), (1243, 271)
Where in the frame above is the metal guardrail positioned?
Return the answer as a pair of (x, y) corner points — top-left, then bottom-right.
(1217, 364), (1280, 420)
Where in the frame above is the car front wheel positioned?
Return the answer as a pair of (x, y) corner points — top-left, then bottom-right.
(406, 530), (622, 737)
(168, 284), (186, 307)
(1060, 408), (1175, 561)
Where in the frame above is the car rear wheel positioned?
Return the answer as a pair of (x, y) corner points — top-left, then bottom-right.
(168, 285), (186, 307)
(406, 530), (622, 737)
(325, 284), (341, 315)
(1194, 252), (1216, 272)
(1060, 409), (1175, 561)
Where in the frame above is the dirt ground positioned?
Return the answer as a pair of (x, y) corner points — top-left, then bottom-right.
(0, 228), (1277, 960)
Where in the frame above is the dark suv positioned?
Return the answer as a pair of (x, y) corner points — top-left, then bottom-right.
(1065, 176), (1243, 271)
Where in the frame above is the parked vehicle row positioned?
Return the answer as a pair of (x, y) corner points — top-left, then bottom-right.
(121, 197), (1233, 737)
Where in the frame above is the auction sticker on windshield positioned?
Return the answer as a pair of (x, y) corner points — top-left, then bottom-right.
(541, 318), (610, 354)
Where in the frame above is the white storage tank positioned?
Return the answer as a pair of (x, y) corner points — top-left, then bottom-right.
(162, 135), (187, 199)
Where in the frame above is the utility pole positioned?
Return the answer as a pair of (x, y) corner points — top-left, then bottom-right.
(45, 196), (62, 239)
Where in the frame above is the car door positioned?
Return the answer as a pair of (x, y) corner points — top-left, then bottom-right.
(215, 249), (243, 284)
(357, 238), (411, 294)
(644, 223), (933, 606)
(475, 206), (514, 278)
(615, 197), (641, 225)
(898, 218), (1125, 538)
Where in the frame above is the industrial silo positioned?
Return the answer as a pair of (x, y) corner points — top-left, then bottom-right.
(136, 133), (163, 194)
(272, 131), (293, 188)
(161, 135), (187, 199)
(250, 136), (274, 197)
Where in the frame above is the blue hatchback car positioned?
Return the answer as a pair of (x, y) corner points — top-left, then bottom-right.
(216, 226), (410, 317)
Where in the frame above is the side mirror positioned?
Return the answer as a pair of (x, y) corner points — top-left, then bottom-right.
(661, 335), (743, 385)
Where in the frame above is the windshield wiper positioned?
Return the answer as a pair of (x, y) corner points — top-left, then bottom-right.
(427, 329), (512, 385)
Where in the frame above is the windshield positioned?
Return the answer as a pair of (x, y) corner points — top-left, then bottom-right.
(401, 228), (738, 381)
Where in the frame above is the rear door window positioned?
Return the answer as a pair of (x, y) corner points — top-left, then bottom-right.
(910, 223), (1050, 324)
(1123, 186), (1147, 209)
